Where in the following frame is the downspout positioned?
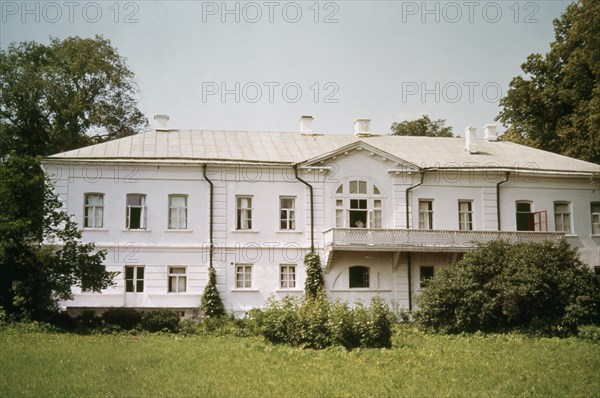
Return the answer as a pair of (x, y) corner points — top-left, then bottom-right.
(404, 170), (425, 312)
(496, 172), (510, 231)
(203, 164), (214, 269)
(293, 164), (314, 253)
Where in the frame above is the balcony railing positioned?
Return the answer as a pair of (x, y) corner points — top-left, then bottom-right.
(323, 228), (565, 252)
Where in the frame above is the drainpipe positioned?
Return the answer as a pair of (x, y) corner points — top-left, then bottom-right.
(293, 164), (314, 253)
(203, 164), (214, 269)
(496, 172), (510, 231)
(404, 170), (425, 312)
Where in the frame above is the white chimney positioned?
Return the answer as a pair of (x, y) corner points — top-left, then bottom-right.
(464, 126), (478, 154)
(484, 123), (498, 141)
(154, 114), (169, 129)
(354, 118), (371, 137)
(299, 115), (314, 135)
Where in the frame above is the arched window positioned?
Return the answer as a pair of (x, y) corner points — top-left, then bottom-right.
(349, 266), (370, 288)
(334, 180), (382, 228)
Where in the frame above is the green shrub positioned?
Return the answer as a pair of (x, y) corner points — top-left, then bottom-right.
(102, 308), (142, 330)
(141, 309), (180, 333)
(201, 267), (225, 318)
(252, 296), (301, 345)
(45, 311), (77, 331)
(415, 239), (600, 336)
(304, 253), (325, 299)
(578, 325), (600, 343)
(75, 310), (102, 330)
(297, 294), (331, 349)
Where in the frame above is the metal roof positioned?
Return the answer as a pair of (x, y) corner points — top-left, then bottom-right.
(46, 129), (600, 173)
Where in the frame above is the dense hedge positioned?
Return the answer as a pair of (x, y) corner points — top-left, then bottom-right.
(251, 295), (394, 349)
(141, 309), (180, 332)
(101, 308), (142, 330)
(415, 239), (600, 336)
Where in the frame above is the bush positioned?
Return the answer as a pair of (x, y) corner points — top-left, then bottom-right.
(578, 325), (600, 343)
(201, 267), (225, 318)
(102, 308), (142, 330)
(415, 239), (600, 336)
(75, 310), (102, 330)
(252, 295), (394, 349)
(141, 309), (180, 333)
(304, 253), (325, 299)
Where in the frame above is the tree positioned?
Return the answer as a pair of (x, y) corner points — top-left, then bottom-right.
(497, 0), (600, 164)
(390, 115), (454, 137)
(200, 267), (226, 318)
(415, 240), (600, 336)
(304, 253), (325, 299)
(0, 35), (147, 157)
(0, 156), (116, 319)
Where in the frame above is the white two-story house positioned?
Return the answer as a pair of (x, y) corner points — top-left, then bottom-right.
(43, 115), (600, 316)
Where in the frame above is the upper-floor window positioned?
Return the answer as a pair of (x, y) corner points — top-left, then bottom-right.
(591, 202), (600, 235)
(349, 266), (370, 288)
(516, 201), (547, 232)
(84, 193), (104, 228)
(419, 200), (433, 230)
(126, 194), (146, 230)
(125, 265), (144, 293)
(334, 180), (382, 228)
(280, 197), (296, 230)
(168, 195), (188, 229)
(236, 196), (252, 230)
(168, 266), (187, 293)
(458, 200), (473, 231)
(554, 202), (572, 234)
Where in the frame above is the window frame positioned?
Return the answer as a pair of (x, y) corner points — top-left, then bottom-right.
(167, 266), (187, 293)
(420, 266), (435, 288)
(334, 180), (383, 228)
(349, 266), (370, 289)
(84, 193), (104, 229)
(168, 194), (188, 230)
(279, 196), (296, 230)
(235, 264), (252, 289)
(554, 201), (572, 234)
(458, 200), (473, 231)
(418, 199), (433, 230)
(591, 202), (600, 235)
(236, 196), (253, 230)
(279, 264), (297, 289)
(124, 265), (144, 293)
(126, 194), (147, 230)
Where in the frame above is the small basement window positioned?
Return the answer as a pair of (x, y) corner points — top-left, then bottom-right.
(349, 266), (370, 288)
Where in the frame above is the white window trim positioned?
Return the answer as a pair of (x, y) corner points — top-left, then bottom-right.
(554, 201), (573, 235)
(458, 200), (473, 231)
(167, 266), (187, 293)
(279, 264), (297, 289)
(590, 202), (600, 236)
(334, 180), (383, 228)
(168, 194), (188, 230)
(83, 193), (104, 229)
(124, 265), (145, 293)
(126, 194), (147, 230)
(418, 199), (434, 230)
(236, 196), (253, 231)
(279, 196), (296, 231)
(235, 264), (253, 289)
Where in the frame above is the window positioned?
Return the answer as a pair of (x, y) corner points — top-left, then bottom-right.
(280, 264), (296, 289)
(349, 180), (367, 194)
(336, 199), (344, 227)
(591, 203), (600, 235)
(168, 267), (187, 293)
(280, 197), (296, 230)
(126, 194), (146, 229)
(235, 264), (252, 288)
(168, 195), (188, 229)
(554, 202), (572, 234)
(371, 200), (382, 228)
(458, 201), (473, 231)
(349, 199), (367, 228)
(516, 201), (534, 231)
(334, 180), (383, 228)
(125, 265), (144, 292)
(236, 196), (252, 230)
(419, 200), (433, 230)
(349, 266), (369, 288)
(84, 193), (104, 228)
(420, 266), (434, 288)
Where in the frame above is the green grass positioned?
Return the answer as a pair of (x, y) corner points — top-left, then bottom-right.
(1, 325), (599, 398)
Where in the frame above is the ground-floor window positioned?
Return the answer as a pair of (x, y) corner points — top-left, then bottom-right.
(168, 266), (187, 293)
(420, 266), (434, 288)
(125, 265), (144, 292)
(236, 264), (252, 288)
(349, 266), (370, 288)
(280, 264), (296, 289)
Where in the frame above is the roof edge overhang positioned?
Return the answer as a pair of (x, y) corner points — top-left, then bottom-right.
(422, 166), (598, 178)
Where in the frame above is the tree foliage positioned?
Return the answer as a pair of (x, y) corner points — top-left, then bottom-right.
(390, 115), (454, 137)
(201, 267), (226, 318)
(0, 35), (147, 157)
(0, 156), (116, 319)
(497, 0), (600, 164)
(415, 240), (600, 336)
(304, 253), (325, 299)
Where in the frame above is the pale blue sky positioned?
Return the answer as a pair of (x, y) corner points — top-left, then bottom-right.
(1, 1), (571, 136)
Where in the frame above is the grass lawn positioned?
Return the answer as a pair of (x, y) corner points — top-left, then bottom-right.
(1, 325), (599, 398)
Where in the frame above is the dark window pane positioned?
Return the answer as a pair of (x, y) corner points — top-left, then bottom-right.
(349, 266), (369, 288)
(137, 267), (144, 279)
(129, 208), (141, 229)
(125, 280), (134, 292)
(136, 280), (144, 292)
(125, 267), (134, 279)
(420, 266), (434, 288)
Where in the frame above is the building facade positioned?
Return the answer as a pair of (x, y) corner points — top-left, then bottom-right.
(43, 116), (600, 316)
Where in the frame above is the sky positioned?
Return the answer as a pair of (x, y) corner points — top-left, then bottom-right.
(0, 0), (572, 137)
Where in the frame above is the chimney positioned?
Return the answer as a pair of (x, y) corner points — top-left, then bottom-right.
(464, 126), (478, 154)
(354, 118), (371, 137)
(154, 114), (169, 129)
(299, 115), (314, 135)
(484, 123), (498, 141)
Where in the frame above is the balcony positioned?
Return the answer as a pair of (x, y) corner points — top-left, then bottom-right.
(323, 228), (565, 252)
